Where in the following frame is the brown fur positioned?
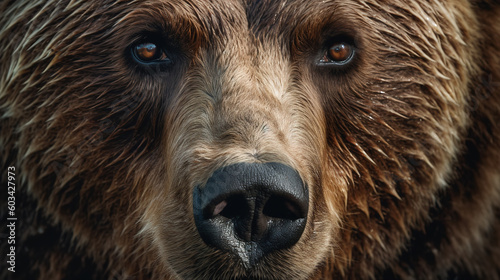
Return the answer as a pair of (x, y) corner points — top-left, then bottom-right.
(1, 0), (499, 279)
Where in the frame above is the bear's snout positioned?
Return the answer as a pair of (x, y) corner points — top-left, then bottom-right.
(193, 162), (308, 267)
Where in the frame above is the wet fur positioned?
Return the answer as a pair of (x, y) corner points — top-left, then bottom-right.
(1, 0), (499, 279)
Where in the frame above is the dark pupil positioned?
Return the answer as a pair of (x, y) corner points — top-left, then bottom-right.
(135, 43), (160, 61)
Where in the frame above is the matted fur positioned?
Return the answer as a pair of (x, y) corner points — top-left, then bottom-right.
(0, 0), (499, 279)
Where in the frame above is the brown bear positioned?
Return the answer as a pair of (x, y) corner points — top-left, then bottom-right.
(1, 0), (499, 279)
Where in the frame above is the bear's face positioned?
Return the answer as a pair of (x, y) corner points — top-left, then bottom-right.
(0, 0), (482, 279)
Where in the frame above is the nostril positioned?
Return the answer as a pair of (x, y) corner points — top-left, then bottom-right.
(212, 200), (227, 216)
(263, 195), (305, 220)
(204, 195), (249, 219)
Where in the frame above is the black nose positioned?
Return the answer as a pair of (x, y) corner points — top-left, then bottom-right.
(193, 162), (308, 267)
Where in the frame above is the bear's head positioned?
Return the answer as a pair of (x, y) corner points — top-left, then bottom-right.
(1, 0), (498, 279)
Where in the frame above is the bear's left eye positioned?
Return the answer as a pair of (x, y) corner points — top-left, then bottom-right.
(328, 43), (352, 62)
(131, 42), (169, 63)
(319, 40), (355, 65)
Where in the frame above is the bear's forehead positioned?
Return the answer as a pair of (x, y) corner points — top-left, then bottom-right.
(116, 0), (368, 56)
(129, 0), (348, 38)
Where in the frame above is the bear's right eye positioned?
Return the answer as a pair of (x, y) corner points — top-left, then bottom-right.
(131, 41), (169, 64)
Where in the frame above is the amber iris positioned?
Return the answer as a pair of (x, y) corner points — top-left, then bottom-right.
(327, 43), (352, 62)
(134, 42), (162, 61)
